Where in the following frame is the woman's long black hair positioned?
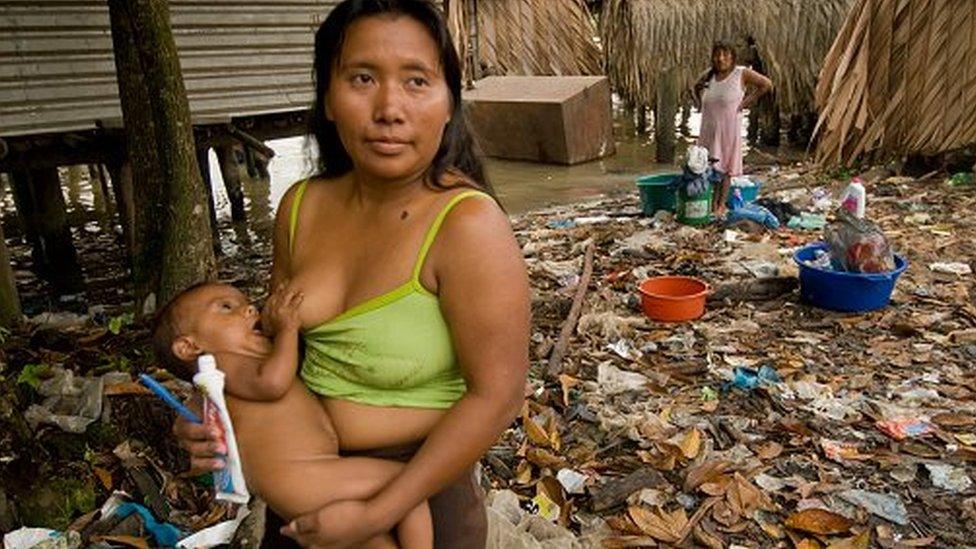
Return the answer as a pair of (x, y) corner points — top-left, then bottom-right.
(694, 41), (738, 96)
(310, 0), (493, 195)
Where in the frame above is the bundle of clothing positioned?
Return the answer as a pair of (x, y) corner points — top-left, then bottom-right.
(674, 145), (724, 197)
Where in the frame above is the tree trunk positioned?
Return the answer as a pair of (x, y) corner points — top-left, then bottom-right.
(108, 0), (215, 314)
(215, 142), (247, 223)
(8, 167), (84, 294)
(655, 69), (678, 164)
(0, 219), (21, 327)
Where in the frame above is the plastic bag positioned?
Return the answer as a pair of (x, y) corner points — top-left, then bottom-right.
(726, 203), (780, 229)
(824, 209), (895, 273)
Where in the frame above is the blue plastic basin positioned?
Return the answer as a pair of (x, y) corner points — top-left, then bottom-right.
(793, 243), (908, 312)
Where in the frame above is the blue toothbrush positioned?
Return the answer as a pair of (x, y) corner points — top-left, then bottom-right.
(138, 374), (202, 424)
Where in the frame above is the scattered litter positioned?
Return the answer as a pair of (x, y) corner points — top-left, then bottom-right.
(876, 418), (936, 441)
(929, 262), (972, 276)
(23, 367), (104, 433)
(725, 365), (780, 391)
(838, 489), (909, 525)
(3, 528), (80, 549)
(596, 363), (648, 394)
(925, 464), (973, 493)
(556, 469), (588, 494)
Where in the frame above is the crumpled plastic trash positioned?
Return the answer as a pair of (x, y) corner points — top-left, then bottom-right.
(3, 528), (81, 549)
(726, 202), (780, 229)
(925, 464), (973, 493)
(112, 502), (183, 547)
(724, 365), (780, 392)
(787, 212), (828, 231)
(177, 504), (250, 549)
(546, 219), (576, 229)
(838, 489), (908, 525)
(875, 418), (935, 440)
(929, 262), (972, 276)
(596, 363), (649, 395)
(556, 469), (588, 494)
(825, 209), (896, 273)
(23, 367), (104, 433)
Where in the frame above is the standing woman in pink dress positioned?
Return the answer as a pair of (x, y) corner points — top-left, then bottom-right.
(692, 42), (773, 215)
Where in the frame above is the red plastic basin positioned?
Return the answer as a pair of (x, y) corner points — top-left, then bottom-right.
(637, 276), (710, 322)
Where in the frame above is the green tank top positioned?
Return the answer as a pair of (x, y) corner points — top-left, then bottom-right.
(288, 180), (492, 409)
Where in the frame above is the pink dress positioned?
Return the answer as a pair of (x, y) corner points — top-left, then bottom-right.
(698, 65), (744, 177)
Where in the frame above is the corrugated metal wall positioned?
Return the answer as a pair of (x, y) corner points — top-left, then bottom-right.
(0, 0), (339, 138)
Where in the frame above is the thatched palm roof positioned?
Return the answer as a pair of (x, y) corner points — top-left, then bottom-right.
(602, 0), (853, 116)
(448, 0), (601, 79)
(814, 0), (976, 166)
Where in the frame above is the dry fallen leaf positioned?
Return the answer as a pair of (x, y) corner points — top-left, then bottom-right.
(558, 374), (581, 407)
(684, 460), (733, 492)
(827, 529), (871, 549)
(627, 506), (686, 543)
(93, 466), (113, 491)
(699, 474), (733, 496)
(89, 536), (149, 549)
(785, 508), (854, 536)
(755, 441), (784, 460)
(523, 411), (552, 448)
(678, 428), (702, 459)
(526, 447), (567, 469)
(726, 473), (767, 516)
(932, 412), (976, 428)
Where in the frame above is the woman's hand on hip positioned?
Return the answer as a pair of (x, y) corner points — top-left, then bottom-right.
(281, 499), (384, 548)
(171, 394), (226, 473)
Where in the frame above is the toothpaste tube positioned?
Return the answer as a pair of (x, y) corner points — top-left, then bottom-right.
(193, 354), (249, 505)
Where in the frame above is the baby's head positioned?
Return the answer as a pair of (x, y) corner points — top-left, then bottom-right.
(151, 282), (269, 380)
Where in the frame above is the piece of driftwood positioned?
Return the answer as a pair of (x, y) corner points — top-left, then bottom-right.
(707, 277), (798, 303)
(546, 241), (595, 378)
(589, 467), (666, 512)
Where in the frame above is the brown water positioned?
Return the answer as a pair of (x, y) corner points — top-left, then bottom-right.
(207, 107), (696, 218)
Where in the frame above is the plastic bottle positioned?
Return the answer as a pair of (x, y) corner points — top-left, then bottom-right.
(840, 176), (866, 218)
(193, 354), (249, 504)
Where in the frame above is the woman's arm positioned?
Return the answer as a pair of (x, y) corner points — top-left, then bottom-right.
(283, 196), (530, 547)
(739, 68), (773, 111)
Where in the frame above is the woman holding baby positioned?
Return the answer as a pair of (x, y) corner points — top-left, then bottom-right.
(172, 0), (531, 547)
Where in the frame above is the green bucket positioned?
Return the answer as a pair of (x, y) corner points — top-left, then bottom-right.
(636, 173), (679, 215)
(676, 183), (714, 226)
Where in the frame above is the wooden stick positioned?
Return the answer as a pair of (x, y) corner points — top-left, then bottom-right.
(546, 241), (594, 378)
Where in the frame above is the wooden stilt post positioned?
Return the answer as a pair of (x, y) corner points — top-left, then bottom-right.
(8, 167), (84, 294)
(636, 104), (648, 135)
(655, 69), (678, 164)
(106, 159), (136, 259)
(0, 219), (20, 327)
(214, 142), (247, 223)
(759, 89), (780, 147)
(195, 147), (222, 256)
(241, 146), (273, 235)
(679, 102), (691, 136)
(66, 166), (85, 217)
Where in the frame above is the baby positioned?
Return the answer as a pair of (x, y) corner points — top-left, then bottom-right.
(151, 282), (432, 549)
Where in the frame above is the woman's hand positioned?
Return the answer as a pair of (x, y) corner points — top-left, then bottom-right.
(171, 394), (226, 473)
(281, 500), (385, 548)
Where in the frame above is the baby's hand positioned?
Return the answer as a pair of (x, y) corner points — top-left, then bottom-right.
(265, 283), (304, 333)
